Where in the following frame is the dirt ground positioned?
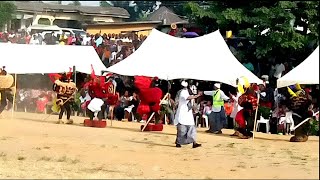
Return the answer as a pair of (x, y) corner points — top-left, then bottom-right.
(0, 111), (319, 179)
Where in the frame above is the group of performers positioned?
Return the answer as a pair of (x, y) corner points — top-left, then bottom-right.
(50, 67), (119, 124)
(1, 64), (313, 145)
(230, 77), (314, 142)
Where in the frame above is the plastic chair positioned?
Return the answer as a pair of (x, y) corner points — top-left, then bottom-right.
(202, 114), (209, 128)
(257, 116), (270, 133)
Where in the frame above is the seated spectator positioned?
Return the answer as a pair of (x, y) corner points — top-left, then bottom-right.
(114, 90), (130, 121)
(124, 92), (139, 121)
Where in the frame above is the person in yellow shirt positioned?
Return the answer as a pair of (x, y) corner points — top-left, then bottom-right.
(59, 32), (67, 45)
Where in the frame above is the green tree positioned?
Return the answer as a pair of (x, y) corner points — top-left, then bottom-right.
(69, 1), (81, 6)
(109, 1), (157, 21)
(0, 2), (16, 28)
(184, 1), (319, 60)
(99, 1), (111, 7)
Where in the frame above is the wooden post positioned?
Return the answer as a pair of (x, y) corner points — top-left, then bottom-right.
(252, 93), (260, 140)
(141, 93), (169, 132)
(11, 74), (17, 119)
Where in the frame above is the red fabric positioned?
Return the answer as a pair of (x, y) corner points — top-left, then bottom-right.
(260, 101), (272, 108)
(139, 88), (162, 104)
(168, 29), (177, 36)
(224, 103), (233, 116)
(36, 97), (48, 112)
(66, 67), (73, 80)
(48, 73), (62, 83)
(137, 104), (150, 115)
(238, 94), (258, 110)
(106, 94), (118, 105)
(134, 76), (152, 89)
(150, 104), (160, 112)
(235, 109), (246, 128)
(134, 76), (163, 116)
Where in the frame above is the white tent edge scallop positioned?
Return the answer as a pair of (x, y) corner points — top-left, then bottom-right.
(107, 28), (263, 87)
(277, 46), (319, 88)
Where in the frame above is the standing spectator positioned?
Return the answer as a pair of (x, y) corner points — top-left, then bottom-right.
(204, 83), (230, 134)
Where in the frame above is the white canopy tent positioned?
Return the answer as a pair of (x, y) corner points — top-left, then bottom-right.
(277, 47), (319, 88)
(0, 43), (107, 75)
(106, 29), (262, 87)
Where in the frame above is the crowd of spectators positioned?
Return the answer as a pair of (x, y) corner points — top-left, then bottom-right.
(1, 28), (318, 136)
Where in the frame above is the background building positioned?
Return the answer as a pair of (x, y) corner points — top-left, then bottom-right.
(3, 1), (130, 31)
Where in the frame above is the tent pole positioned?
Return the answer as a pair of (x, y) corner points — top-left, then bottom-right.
(11, 73), (17, 119)
(73, 66), (77, 116)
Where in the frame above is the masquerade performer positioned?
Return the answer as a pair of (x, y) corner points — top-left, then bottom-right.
(233, 77), (259, 139)
(50, 68), (77, 124)
(174, 81), (202, 148)
(83, 67), (118, 121)
(0, 66), (14, 117)
(285, 84), (313, 142)
(134, 76), (162, 123)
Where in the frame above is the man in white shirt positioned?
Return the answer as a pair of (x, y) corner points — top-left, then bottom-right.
(82, 33), (91, 46)
(174, 81), (202, 148)
(204, 83), (230, 134)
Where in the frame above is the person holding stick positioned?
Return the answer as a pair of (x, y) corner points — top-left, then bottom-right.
(174, 81), (202, 148)
(235, 84), (259, 139)
(52, 72), (77, 124)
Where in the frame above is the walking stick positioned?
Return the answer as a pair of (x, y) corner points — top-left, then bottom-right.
(252, 93), (260, 140)
(141, 93), (169, 132)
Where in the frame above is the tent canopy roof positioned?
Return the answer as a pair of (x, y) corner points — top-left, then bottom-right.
(107, 28), (262, 87)
(277, 46), (319, 88)
(0, 43), (107, 75)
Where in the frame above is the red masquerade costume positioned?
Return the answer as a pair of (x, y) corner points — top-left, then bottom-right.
(134, 76), (163, 120)
(235, 84), (259, 138)
(83, 66), (118, 120)
(50, 68), (77, 124)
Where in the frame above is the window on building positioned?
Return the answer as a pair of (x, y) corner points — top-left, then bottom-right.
(38, 18), (51, 25)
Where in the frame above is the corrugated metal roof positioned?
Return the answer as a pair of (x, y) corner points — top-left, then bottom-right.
(147, 6), (188, 25)
(12, 1), (130, 18)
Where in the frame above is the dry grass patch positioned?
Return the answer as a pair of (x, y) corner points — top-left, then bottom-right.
(226, 143), (235, 148)
(214, 144), (222, 148)
(17, 156), (26, 161)
(39, 156), (51, 161)
(43, 146), (50, 149)
(56, 155), (80, 164)
(0, 152), (6, 157)
(57, 155), (67, 162)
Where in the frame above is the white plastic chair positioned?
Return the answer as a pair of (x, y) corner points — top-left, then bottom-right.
(257, 116), (270, 133)
(202, 114), (209, 128)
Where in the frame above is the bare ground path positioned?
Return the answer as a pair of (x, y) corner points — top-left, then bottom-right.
(0, 112), (319, 179)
